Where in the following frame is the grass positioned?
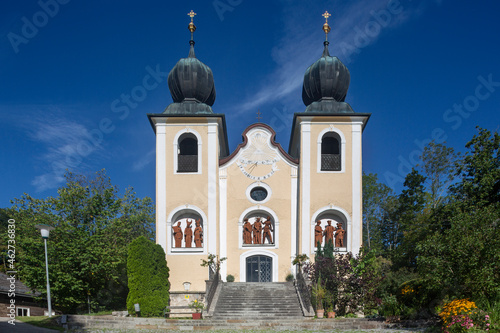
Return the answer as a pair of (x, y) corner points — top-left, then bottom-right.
(16, 315), (65, 332)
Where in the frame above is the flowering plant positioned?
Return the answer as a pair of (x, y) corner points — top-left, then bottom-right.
(188, 299), (205, 313)
(439, 299), (491, 332)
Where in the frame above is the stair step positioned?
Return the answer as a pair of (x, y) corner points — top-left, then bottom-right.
(212, 282), (304, 319)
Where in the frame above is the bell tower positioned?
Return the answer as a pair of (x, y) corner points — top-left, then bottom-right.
(148, 11), (229, 293)
(289, 11), (370, 257)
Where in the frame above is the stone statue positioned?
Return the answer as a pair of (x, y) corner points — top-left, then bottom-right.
(252, 217), (262, 245)
(184, 219), (193, 248)
(262, 216), (273, 244)
(243, 218), (253, 244)
(323, 220), (335, 246)
(315, 220), (323, 247)
(194, 219), (203, 248)
(334, 222), (346, 247)
(172, 221), (183, 248)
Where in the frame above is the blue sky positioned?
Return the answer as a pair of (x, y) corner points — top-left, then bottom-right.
(1, 0), (499, 207)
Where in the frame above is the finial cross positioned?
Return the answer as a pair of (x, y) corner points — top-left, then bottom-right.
(322, 11), (331, 22)
(256, 110), (262, 122)
(188, 10), (197, 21)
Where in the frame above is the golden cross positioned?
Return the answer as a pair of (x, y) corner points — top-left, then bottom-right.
(322, 11), (331, 22)
(256, 110), (262, 122)
(322, 11), (332, 38)
(188, 10), (197, 21)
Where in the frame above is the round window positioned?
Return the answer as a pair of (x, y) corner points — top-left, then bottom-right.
(250, 187), (268, 202)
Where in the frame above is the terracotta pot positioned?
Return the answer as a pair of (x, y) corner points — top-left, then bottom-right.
(316, 309), (324, 318)
(192, 312), (202, 319)
(327, 311), (335, 318)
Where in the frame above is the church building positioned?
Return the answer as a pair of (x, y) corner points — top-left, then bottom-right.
(147, 11), (370, 297)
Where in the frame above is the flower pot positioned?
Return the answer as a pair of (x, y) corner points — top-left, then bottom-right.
(316, 309), (324, 318)
(327, 311), (335, 318)
(192, 312), (202, 319)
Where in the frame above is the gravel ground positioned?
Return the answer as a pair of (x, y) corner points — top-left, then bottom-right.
(68, 329), (428, 333)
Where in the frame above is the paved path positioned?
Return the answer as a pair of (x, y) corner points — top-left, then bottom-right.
(0, 317), (59, 332)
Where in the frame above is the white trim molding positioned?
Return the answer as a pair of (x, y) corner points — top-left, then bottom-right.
(351, 122), (363, 256)
(156, 121), (167, 253)
(239, 249), (279, 282)
(173, 128), (203, 175)
(166, 204), (208, 255)
(317, 126), (346, 173)
(300, 122), (311, 256)
(207, 123), (218, 255)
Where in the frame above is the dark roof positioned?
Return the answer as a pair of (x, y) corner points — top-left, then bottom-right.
(0, 272), (41, 297)
(302, 42), (352, 112)
(165, 42), (216, 115)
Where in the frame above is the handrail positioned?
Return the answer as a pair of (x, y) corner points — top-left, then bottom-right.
(204, 267), (221, 313)
(295, 269), (315, 316)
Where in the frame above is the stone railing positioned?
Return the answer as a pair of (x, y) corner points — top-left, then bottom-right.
(203, 268), (221, 317)
(295, 269), (315, 317)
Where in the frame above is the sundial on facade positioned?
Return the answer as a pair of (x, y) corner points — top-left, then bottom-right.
(237, 131), (280, 181)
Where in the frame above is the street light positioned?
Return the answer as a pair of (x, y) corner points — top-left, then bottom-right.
(35, 224), (54, 317)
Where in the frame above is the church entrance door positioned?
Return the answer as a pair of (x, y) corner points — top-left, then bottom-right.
(246, 255), (272, 282)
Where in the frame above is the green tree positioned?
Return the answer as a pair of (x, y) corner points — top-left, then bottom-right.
(451, 127), (500, 208)
(127, 236), (169, 317)
(10, 170), (154, 313)
(417, 128), (500, 303)
(362, 172), (393, 251)
(419, 141), (458, 208)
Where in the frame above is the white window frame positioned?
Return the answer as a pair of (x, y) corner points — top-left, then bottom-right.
(317, 126), (346, 173)
(173, 128), (202, 174)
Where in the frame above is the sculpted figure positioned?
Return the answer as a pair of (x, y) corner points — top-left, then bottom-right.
(194, 219), (203, 248)
(323, 220), (335, 246)
(252, 217), (262, 245)
(262, 216), (273, 244)
(172, 221), (183, 248)
(184, 219), (193, 248)
(334, 222), (346, 247)
(314, 220), (323, 247)
(243, 218), (253, 244)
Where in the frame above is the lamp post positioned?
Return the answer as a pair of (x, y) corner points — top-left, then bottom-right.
(35, 224), (54, 317)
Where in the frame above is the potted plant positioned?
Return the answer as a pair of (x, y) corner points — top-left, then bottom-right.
(311, 277), (326, 318)
(325, 292), (335, 318)
(188, 299), (204, 319)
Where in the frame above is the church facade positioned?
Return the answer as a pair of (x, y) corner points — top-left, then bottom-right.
(147, 11), (370, 294)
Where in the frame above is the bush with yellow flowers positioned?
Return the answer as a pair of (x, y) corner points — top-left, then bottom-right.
(439, 299), (492, 332)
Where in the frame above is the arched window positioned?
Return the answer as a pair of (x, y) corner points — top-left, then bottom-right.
(177, 133), (198, 172)
(321, 132), (341, 171)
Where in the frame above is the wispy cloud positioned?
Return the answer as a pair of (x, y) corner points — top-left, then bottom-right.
(132, 149), (155, 171)
(21, 110), (105, 191)
(235, 0), (424, 114)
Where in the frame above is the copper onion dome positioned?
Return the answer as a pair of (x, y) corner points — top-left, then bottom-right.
(165, 10), (216, 114)
(302, 11), (353, 113)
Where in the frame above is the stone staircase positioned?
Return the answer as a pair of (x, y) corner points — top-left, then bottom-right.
(212, 282), (304, 319)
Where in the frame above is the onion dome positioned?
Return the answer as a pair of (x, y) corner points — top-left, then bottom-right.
(164, 10), (216, 114)
(302, 11), (353, 113)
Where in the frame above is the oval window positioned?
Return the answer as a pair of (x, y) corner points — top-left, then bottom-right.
(250, 187), (268, 202)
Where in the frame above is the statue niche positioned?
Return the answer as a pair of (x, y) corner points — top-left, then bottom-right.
(243, 216), (274, 246)
(172, 218), (203, 249)
(313, 217), (348, 249)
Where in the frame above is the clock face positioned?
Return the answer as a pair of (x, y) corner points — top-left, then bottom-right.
(237, 131), (280, 180)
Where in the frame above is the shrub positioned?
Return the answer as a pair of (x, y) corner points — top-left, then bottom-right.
(285, 273), (294, 282)
(226, 274), (235, 282)
(126, 236), (170, 317)
(439, 299), (492, 333)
